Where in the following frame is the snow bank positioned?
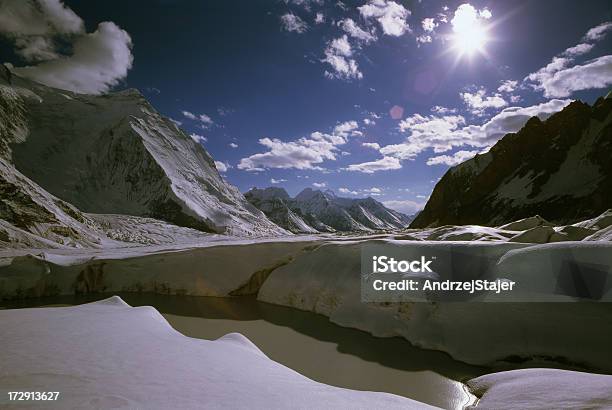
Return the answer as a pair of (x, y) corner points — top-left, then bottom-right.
(0, 240), (318, 299)
(258, 240), (612, 370)
(468, 369), (612, 409)
(0, 296), (431, 409)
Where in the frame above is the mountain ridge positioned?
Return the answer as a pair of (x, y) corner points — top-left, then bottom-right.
(1, 69), (286, 237)
(411, 94), (612, 228)
(245, 187), (413, 233)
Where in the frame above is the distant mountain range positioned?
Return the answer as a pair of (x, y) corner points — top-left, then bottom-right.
(245, 187), (413, 233)
(0, 67), (286, 247)
(411, 93), (612, 228)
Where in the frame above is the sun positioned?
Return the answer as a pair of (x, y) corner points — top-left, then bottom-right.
(453, 24), (488, 56)
(450, 3), (490, 57)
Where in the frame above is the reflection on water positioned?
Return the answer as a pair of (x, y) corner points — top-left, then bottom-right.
(2, 293), (486, 409)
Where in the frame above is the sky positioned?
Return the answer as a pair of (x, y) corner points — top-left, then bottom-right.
(1, 0), (611, 214)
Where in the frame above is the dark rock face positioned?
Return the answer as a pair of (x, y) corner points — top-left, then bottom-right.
(246, 187), (413, 233)
(411, 96), (612, 228)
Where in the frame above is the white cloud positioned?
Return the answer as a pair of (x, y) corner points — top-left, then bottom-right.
(479, 8), (492, 19)
(382, 200), (424, 214)
(182, 111), (197, 120)
(416, 35), (432, 44)
(190, 133), (207, 144)
(497, 80), (518, 93)
(426, 150), (479, 166)
(229, 142), (238, 148)
(237, 121), (360, 172)
(380, 99), (571, 162)
(339, 18), (376, 43)
(364, 187), (381, 193)
(334, 120), (361, 138)
(358, 0), (410, 37)
(562, 43), (594, 57)
(345, 156), (402, 173)
(312, 182), (327, 188)
(0, 0), (84, 62)
(11, 20), (133, 94)
(182, 110), (214, 127)
(584, 21), (612, 41)
(339, 187), (358, 195)
(270, 178), (287, 184)
(315, 12), (325, 24)
(362, 142), (380, 150)
(525, 21), (612, 98)
(280, 13), (308, 33)
(431, 105), (457, 114)
(527, 55), (612, 98)
(461, 88), (507, 115)
(363, 118), (375, 125)
(199, 113), (213, 125)
(421, 18), (436, 32)
(323, 35), (363, 80)
(214, 161), (231, 173)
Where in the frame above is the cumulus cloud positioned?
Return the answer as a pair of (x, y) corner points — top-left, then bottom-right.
(461, 87), (507, 115)
(426, 150), (479, 166)
(0, 0), (84, 62)
(339, 18), (376, 43)
(312, 182), (327, 188)
(416, 35), (432, 45)
(339, 187), (358, 195)
(362, 142), (380, 150)
(238, 121), (360, 171)
(12, 21), (133, 94)
(562, 43), (594, 57)
(497, 80), (518, 93)
(334, 120), (361, 138)
(315, 12), (325, 24)
(380, 99), (571, 162)
(584, 21), (612, 41)
(280, 13), (308, 33)
(382, 199), (424, 214)
(364, 187), (381, 193)
(229, 142), (238, 148)
(527, 55), (612, 98)
(525, 21), (612, 97)
(214, 161), (231, 173)
(270, 178), (287, 184)
(2, 1), (133, 94)
(358, 0), (410, 37)
(323, 35), (363, 80)
(345, 156), (402, 173)
(421, 18), (436, 32)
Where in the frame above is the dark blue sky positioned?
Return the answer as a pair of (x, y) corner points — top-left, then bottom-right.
(3, 0), (612, 213)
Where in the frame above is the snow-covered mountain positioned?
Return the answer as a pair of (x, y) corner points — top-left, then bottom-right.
(245, 187), (413, 233)
(411, 94), (612, 228)
(0, 68), (285, 238)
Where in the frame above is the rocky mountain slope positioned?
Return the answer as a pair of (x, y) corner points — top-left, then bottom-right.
(245, 187), (412, 233)
(411, 94), (612, 228)
(0, 68), (285, 238)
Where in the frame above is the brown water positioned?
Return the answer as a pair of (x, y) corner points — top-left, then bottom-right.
(1, 293), (487, 409)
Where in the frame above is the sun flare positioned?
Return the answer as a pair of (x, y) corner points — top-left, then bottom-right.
(451, 3), (490, 57)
